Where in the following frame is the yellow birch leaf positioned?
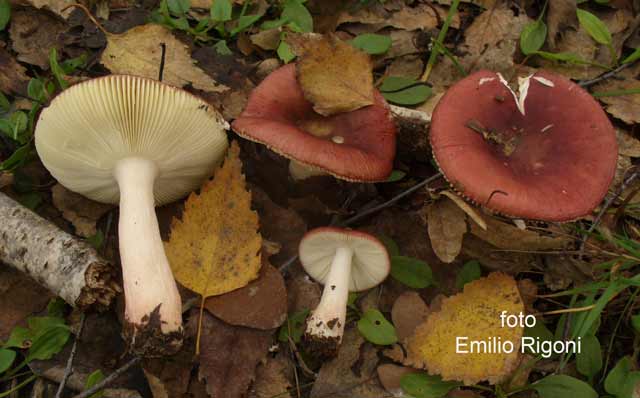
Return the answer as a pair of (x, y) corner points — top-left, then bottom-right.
(101, 24), (228, 94)
(165, 142), (261, 297)
(404, 272), (524, 385)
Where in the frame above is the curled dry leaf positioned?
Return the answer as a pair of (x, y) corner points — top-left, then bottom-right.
(204, 262), (287, 330)
(441, 191), (487, 230)
(403, 272), (524, 385)
(52, 184), (112, 238)
(101, 24), (228, 94)
(292, 34), (374, 116)
(391, 291), (430, 342)
(426, 196), (467, 263)
(165, 142), (262, 298)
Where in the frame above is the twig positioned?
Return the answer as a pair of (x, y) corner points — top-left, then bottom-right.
(278, 172), (443, 271)
(578, 61), (636, 87)
(578, 167), (640, 257)
(158, 43), (167, 82)
(61, 4), (109, 36)
(71, 357), (141, 398)
(55, 314), (86, 398)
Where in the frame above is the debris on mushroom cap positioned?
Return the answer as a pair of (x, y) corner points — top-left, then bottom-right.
(430, 70), (618, 222)
(231, 64), (397, 182)
(35, 75), (229, 206)
(299, 226), (391, 291)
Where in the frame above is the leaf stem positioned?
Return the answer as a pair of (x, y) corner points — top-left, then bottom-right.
(421, 0), (460, 83)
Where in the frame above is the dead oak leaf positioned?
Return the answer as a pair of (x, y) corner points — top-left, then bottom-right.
(292, 34), (374, 116)
(101, 24), (228, 94)
(10, 0), (74, 18)
(404, 272), (524, 385)
(52, 184), (112, 238)
(9, 9), (66, 69)
(0, 48), (29, 96)
(595, 77), (640, 124)
(165, 142), (262, 298)
(617, 129), (640, 158)
(426, 196), (467, 263)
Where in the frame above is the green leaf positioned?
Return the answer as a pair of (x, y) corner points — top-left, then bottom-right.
(390, 256), (433, 289)
(19, 192), (43, 210)
(281, 0), (312, 33)
(213, 40), (232, 55)
(576, 334), (602, 379)
(168, 0), (190, 14)
(210, 0), (231, 22)
(28, 79), (46, 102)
(632, 314), (640, 333)
(400, 372), (461, 398)
(378, 235), (400, 257)
(386, 170), (406, 182)
(620, 372), (640, 398)
(87, 230), (105, 250)
(622, 48), (640, 64)
(605, 356), (632, 396)
(520, 19), (547, 55)
(84, 369), (106, 398)
(47, 298), (68, 318)
(25, 325), (70, 362)
(523, 319), (555, 356)
(277, 40), (296, 63)
(278, 309), (309, 344)
(0, 0), (10, 31)
(533, 51), (589, 64)
(532, 375), (598, 398)
(3, 327), (32, 349)
(357, 309), (397, 345)
(351, 33), (392, 55)
(261, 18), (287, 30)
(49, 49), (68, 90)
(0, 92), (9, 112)
(576, 9), (612, 45)
(382, 84), (431, 106)
(455, 260), (481, 289)
(0, 145), (31, 171)
(379, 76), (417, 92)
(61, 53), (87, 74)
(230, 14), (261, 36)
(0, 349), (16, 374)
(9, 111), (28, 143)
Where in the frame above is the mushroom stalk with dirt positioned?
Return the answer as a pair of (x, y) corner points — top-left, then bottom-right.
(299, 227), (390, 357)
(35, 75), (229, 356)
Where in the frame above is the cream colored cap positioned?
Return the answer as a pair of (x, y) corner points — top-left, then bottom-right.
(35, 75), (229, 205)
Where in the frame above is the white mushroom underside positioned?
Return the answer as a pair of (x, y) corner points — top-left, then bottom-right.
(35, 75), (229, 205)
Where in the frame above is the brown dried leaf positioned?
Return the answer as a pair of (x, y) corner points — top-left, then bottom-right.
(462, 235), (537, 274)
(10, 0), (74, 18)
(204, 262), (287, 330)
(337, 3), (457, 31)
(197, 312), (273, 398)
(293, 34), (374, 116)
(547, 0), (578, 49)
(249, 354), (292, 398)
(376, 364), (417, 397)
(617, 130), (640, 157)
(8, 9), (66, 69)
(391, 291), (430, 341)
(52, 184), (112, 238)
(0, 48), (29, 96)
(595, 77), (640, 124)
(427, 197), (467, 263)
(468, 216), (571, 252)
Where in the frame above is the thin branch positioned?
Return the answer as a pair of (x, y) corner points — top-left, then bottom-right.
(71, 357), (141, 398)
(578, 61), (636, 87)
(55, 313), (86, 398)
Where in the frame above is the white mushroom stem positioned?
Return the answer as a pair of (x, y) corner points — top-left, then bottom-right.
(114, 157), (183, 341)
(306, 246), (353, 343)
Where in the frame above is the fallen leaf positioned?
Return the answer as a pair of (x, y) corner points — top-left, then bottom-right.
(391, 291), (430, 341)
(287, 275), (321, 313)
(197, 311), (273, 398)
(9, 9), (66, 69)
(617, 129), (640, 157)
(250, 28), (281, 50)
(337, 3), (457, 32)
(377, 364), (417, 397)
(434, 0), (496, 8)
(441, 191), (486, 230)
(468, 216), (571, 252)
(547, 0), (578, 49)
(293, 34), (374, 116)
(0, 47), (29, 96)
(462, 235), (537, 274)
(165, 142), (262, 298)
(595, 77), (640, 124)
(101, 24), (228, 94)
(51, 184), (112, 238)
(249, 353), (292, 398)
(426, 197), (467, 263)
(404, 272), (524, 385)
(204, 262), (287, 330)
(11, 0), (74, 18)
(0, 172), (13, 189)
(310, 328), (386, 398)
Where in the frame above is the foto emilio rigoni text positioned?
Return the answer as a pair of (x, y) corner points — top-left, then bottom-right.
(455, 311), (581, 359)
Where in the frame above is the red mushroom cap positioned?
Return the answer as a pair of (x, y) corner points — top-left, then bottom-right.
(232, 64), (397, 182)
(430, 70), (618, 221)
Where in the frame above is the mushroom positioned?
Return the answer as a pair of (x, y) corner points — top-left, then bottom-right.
(299, 227), (390, 356)
(35, 75), (229, 355)
(430, 70), (618, 222)
(232, 64), (397, 182)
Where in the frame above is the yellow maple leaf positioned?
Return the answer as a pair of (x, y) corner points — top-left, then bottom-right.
(165, 142), (262, 298)
(404, 272), (524, 385)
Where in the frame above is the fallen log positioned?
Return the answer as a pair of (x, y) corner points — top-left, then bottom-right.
(0, 192), (120, 310)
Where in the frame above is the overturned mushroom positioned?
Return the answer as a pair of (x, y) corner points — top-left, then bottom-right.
(430, 70), (618, 221)
(299, 227), (390, 357)
(232, 64), (397, 182)
(35, 75), (229, 355)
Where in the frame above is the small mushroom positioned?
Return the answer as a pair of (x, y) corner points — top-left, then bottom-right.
(232, 64), (397, 182)
(299, 227), (390, 357)
(35, 75), (229, 355)
(430, 70), (618, 221)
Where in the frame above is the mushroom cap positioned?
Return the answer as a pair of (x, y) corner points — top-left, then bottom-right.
(231, 64), (396, 182)
(430, 70), (618, 221)
(299, 227), (390, 292)
(35, 75), (229, 205)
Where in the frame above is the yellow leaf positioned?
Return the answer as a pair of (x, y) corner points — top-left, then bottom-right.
(101, 24), (228, 94)
(404, 272), (524, 385)
(291, 34), (374, 116)
(165, 142), (262, 297)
